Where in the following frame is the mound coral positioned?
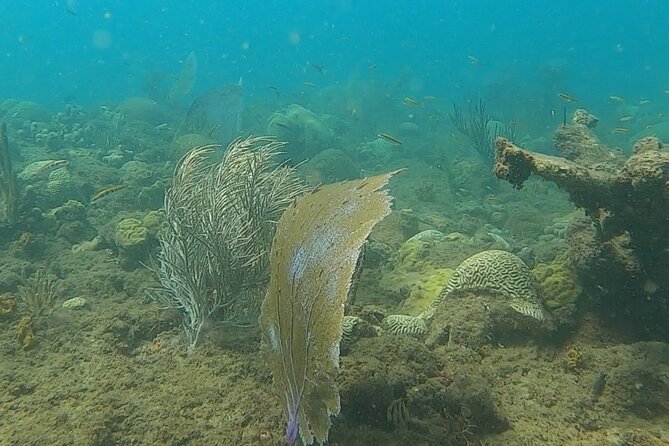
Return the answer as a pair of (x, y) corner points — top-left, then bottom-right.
(266, 104), (334, 162)
(533, 254), (582, 311)
(115, 217), (153, 270)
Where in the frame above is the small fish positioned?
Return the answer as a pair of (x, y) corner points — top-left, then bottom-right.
(428, 113), (441, 121)
(619, 115), (633, 122)
(609, 95), (625, 103)
(664, 90), (669, 95)
(423, 95), (437, 101)
(154, 123), (168, 130)
(467, 55), (482, 66)
(557, 92), (578, 102)
(612, 127), (630, 133)
(303, 81), (317, 88)
(207, 123), (221, 136)
(308, 63), (327, 75)
(90, 184), (128, 203)
(267, 85), (280, 97)
(550, 109), (556, 118)
(639, 99), (651, 105)
(402, 97), (421, 106)
(377, 132), (402, 145)
(31, 160), (68, 178)
(368, 64), (377, 71)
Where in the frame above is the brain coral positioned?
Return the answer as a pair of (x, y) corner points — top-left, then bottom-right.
(382, 314), (428, 338)
(433, 250), (545, 321)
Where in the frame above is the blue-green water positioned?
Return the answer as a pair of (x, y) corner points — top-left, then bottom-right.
(2, 1), (667, 108)
(1, 2), (668, 445)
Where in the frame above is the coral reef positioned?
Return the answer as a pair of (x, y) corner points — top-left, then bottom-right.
(494, 122), (669, 338)
(2, 77), (668, 446)
(114, 217), (154, 271)
(298, 148), (358, 185)
(0, 292), (16, 318)
(532, 253), (582, 324)
(266, 104), (334, 162)
(48, 200), (96, 244)
(431, 250), (546, 321)
(382, 314), (428, 338)
(117, 97), (170, 126)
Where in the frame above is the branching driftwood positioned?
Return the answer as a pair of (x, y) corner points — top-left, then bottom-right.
(493, 134), (669, 248)
(494, 124), (669, 337)
(494, 121), (669, 337)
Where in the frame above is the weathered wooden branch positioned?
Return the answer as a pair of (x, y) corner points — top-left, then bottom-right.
(494, 133), (669, 248)
(495, 119), (669, 337)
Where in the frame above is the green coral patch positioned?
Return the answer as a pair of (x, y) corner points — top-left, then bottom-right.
(533, 255), (582, 310)
(396, 268), (454, 316)
(115, 218), (150, 249)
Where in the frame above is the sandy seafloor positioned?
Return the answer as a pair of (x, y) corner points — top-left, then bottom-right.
(0, 95), (667, 445)
(1, 218), (667, 446)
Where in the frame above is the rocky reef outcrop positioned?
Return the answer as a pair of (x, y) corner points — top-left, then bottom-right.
(494, 117), (669, 339)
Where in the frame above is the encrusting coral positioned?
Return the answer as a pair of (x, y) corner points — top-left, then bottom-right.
(0, 293), (16, 318)
(532, 254), (582, 311)
(267, 104), (334, 162)
(115, 218), (153, 270)
(493, 118), (669, 337)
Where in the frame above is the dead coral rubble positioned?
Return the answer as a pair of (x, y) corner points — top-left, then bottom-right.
(494, 123), (669, 339)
